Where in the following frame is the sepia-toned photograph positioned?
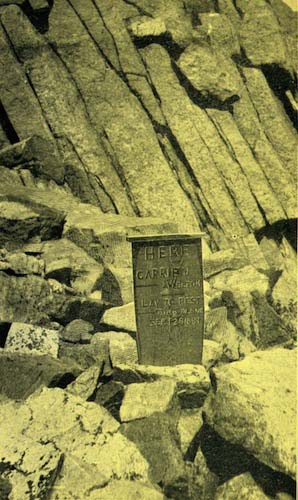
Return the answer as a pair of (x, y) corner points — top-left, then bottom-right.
(0, 0), (297, 498)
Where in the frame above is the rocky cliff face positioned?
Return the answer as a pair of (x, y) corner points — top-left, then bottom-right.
(0, 0), (297, 250)
(0, 1), (296, 499)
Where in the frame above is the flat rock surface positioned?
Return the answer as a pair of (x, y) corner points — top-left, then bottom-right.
(92, 331), (138, 366)
(205, 348), (296, 479)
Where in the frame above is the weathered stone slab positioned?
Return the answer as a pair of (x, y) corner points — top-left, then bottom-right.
(61, 319), (94, 344)
(5, 322), (59, 357)
(128, 234), (204, 365)
(120, 379), (178, 422)
(205, 349), (297, 479)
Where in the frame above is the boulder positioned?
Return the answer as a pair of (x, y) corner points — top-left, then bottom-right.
(83, 480), (165, 500)
(120, 379), (178, 422)
(202, 339), (223, 370)
(177, 44), (240, 104)
(214, 472), (270, 499)
(94, 380), (125, 421)
(205, 349), (296, 479)
(178, 409), (203, 456)
(205, 307), (256, 360)
(41, 238), (105, 294)
(100, 302), (137, 332)
(4, 322), (59, 357)
(128, 16), (167, 38)
(0, 352), (81, 400)
(113, 363), (210, 409)
(61, 319), (94, 344)
(0, 387), (151, 497)
(0, 249), (43, 275)
(59, 339), (111, 372)
(121, 413), (187, 491)
(199, 12), (241, 57)
(0, 194), (65, 250)
(238, 0), (288, 66)
(0, 433), (63, 499)
(66, 365), (101, 400)
(0, 272), (74, 324)
(0, 135), (64, 184)
(92, 331), (138, 366)
(192, 448), (219, 499)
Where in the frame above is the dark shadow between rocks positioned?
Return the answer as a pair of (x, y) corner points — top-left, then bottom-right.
(255, 218), (297, 251)
(198, 424), (296, 497)
(0, 322), (11, 348)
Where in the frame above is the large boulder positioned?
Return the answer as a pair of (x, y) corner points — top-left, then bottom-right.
(100, 302), (136, 332)
(204, 349), (296, 479)
(0, 387), (151, 497)
(177, 44), (240, 104)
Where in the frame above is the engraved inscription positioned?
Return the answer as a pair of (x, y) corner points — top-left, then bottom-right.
(130, 236), (204, 365)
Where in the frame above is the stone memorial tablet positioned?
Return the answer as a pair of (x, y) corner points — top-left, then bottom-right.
(127, 234), (204, 365)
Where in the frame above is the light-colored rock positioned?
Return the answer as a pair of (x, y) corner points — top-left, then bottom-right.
(238, 0), (288, 66)
(199, 12), (241, 57)
(67, 365), (101, 400)
(202, 339), (223, 369)
(85, 480), (165, 500)
(92, 331), (138, 366)
(5, 322), (59, 357)
(42, 238), (104, 294)
(114, 363), (210, 409)
(214, 472), (270, 499)
(178, 409), (203, 456)
(101, 302), (137, 332)
(205, 349), (297, 479)
(0, 433), (63, 499)
(205, 307), (256, 360)
(61, 319), (94, 344)
(209, 265), (269, 296)
(177, 44), (240, 103)
(0, 352), (81, 400)
(193, 448), (219, 499)
(128, 16), (167, 38)
(0, 387), (150, 494)
(120, 379), (178, 422)
(0, 250), (43, 275)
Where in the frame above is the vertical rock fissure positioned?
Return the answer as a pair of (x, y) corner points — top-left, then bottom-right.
(0, 100), (20, 144)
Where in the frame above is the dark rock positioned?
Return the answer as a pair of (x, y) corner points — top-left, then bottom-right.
(0, 352), (81, 399)
(121, 413), (187, 492)
(61, 319), (94, 344)
(0, 193), (65, 250)
(94, 380), (125, 421)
